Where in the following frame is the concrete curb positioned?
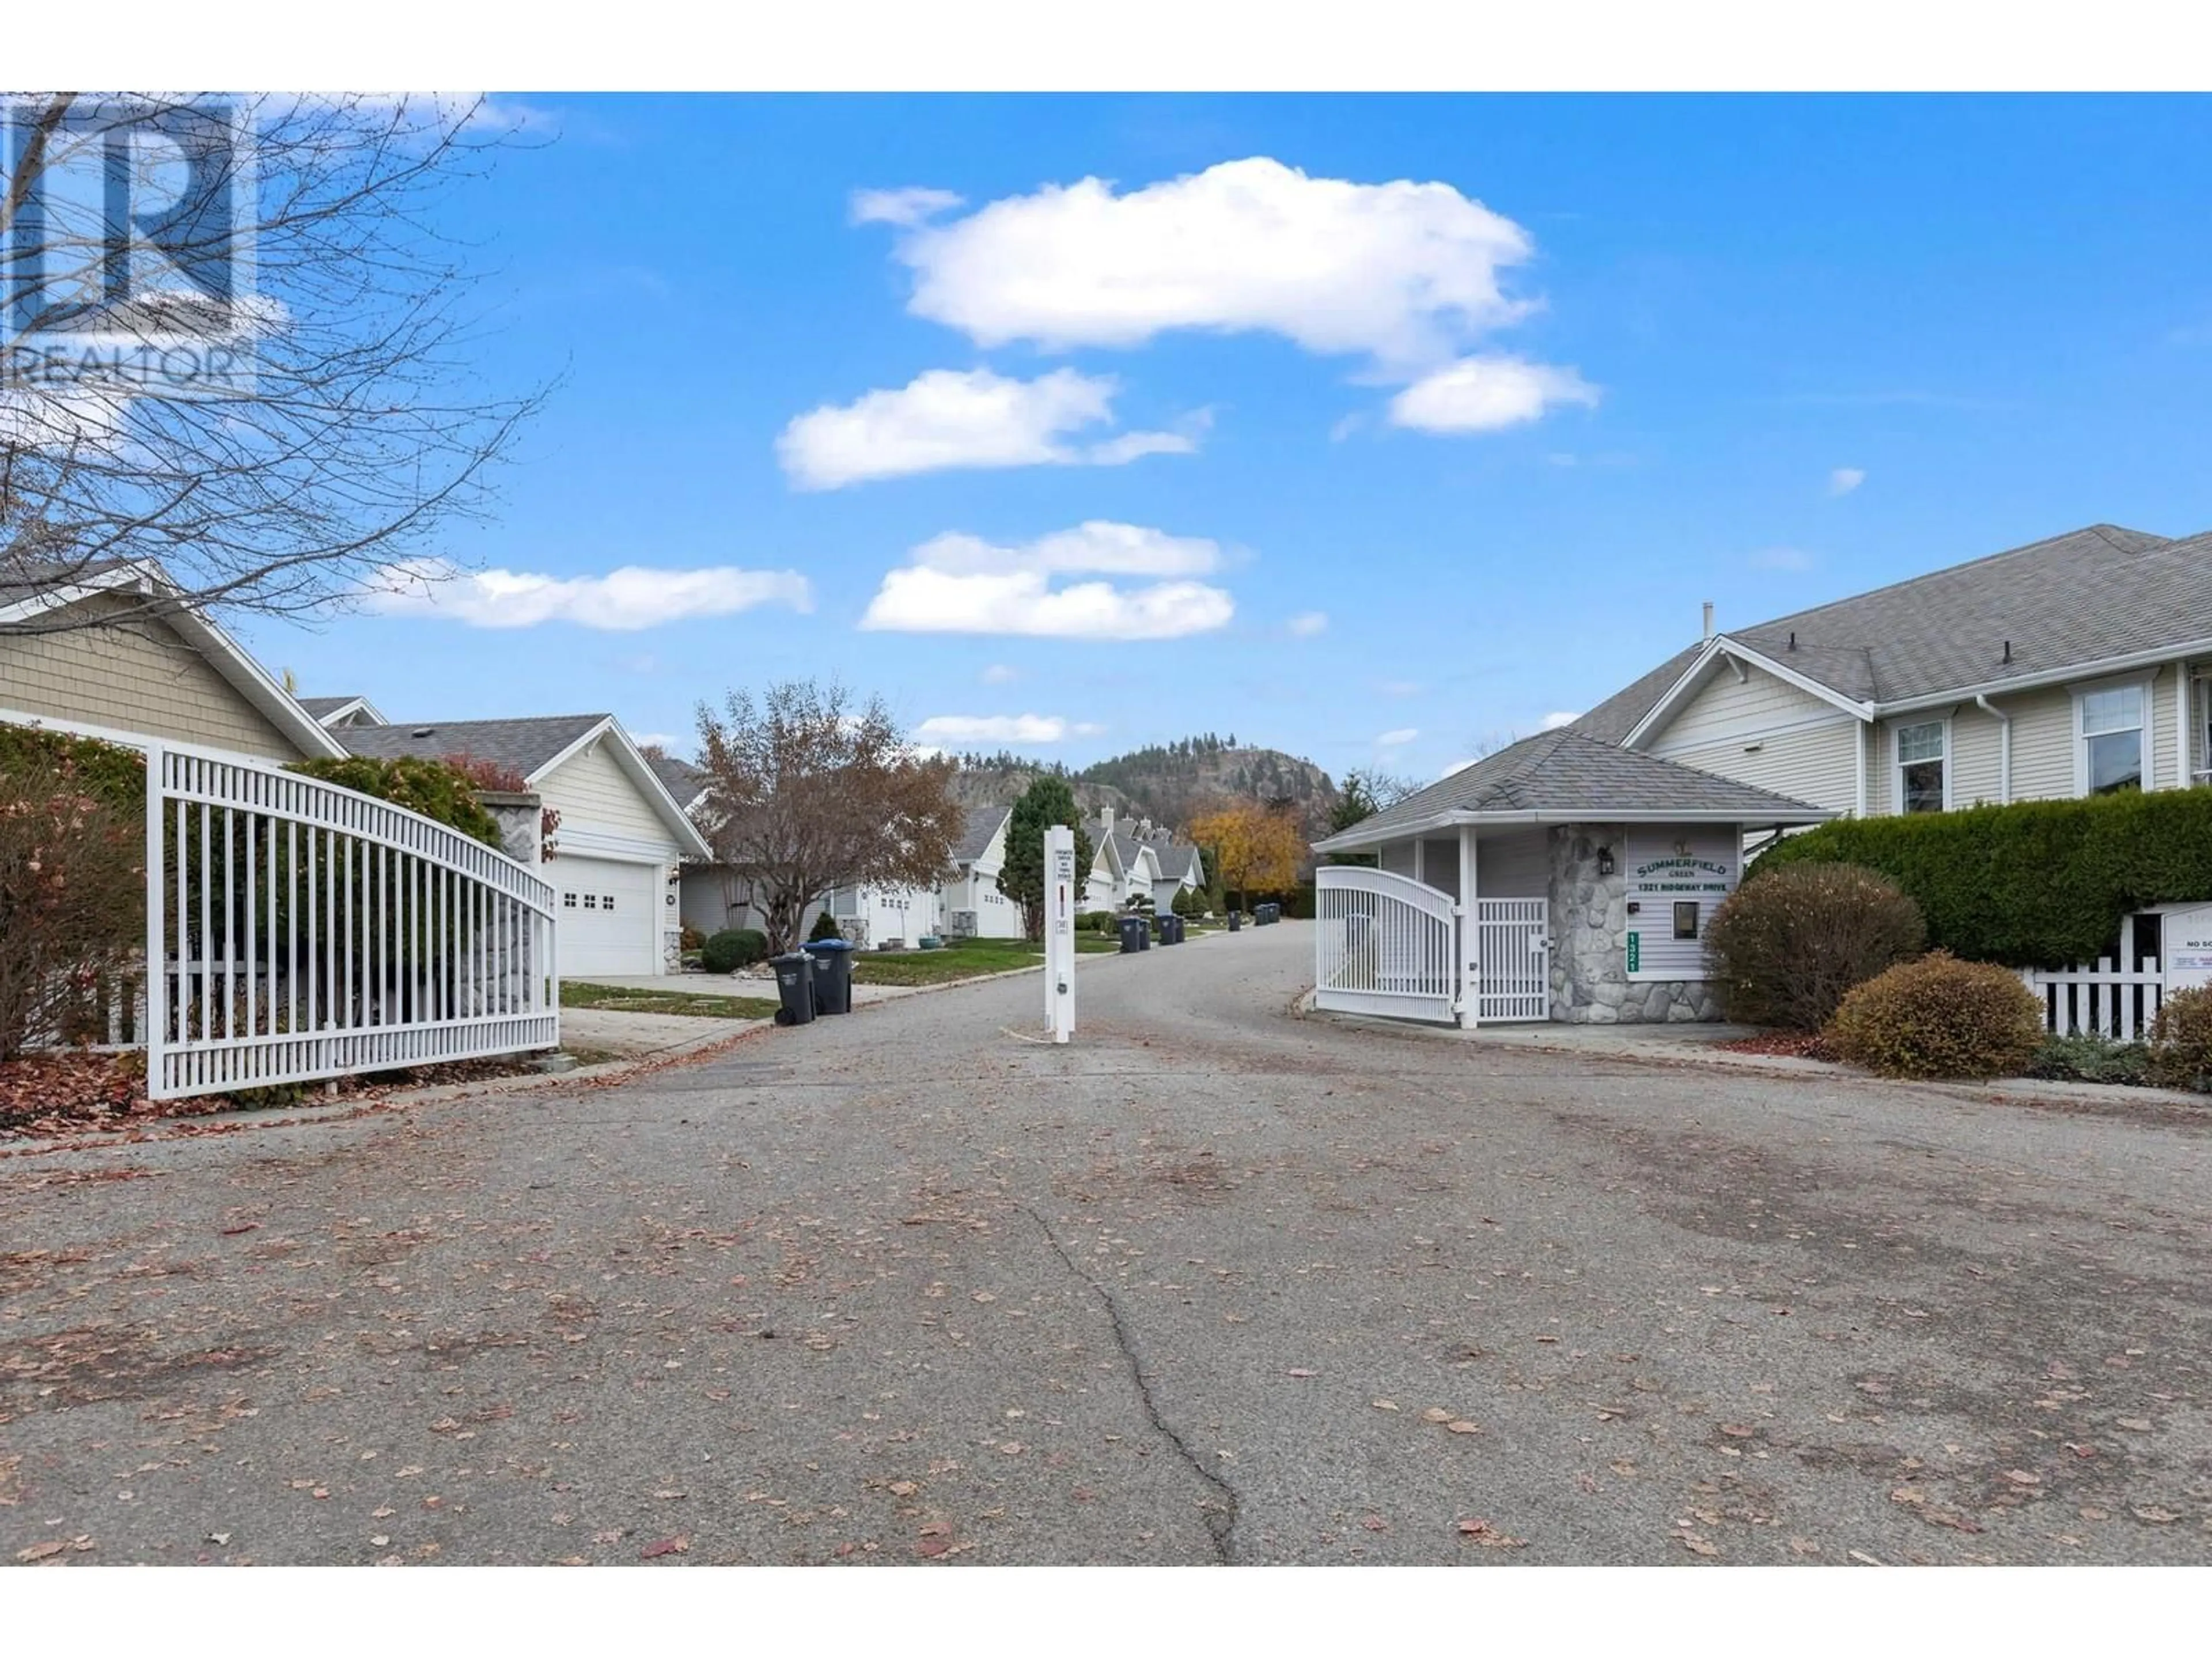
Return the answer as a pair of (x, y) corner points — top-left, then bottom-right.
(1295, 986), (2212, 1116)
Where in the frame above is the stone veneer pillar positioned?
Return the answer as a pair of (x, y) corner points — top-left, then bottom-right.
(1545, 823), (1724, 1024)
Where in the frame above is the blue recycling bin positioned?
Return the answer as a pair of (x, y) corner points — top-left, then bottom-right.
(1117, 915), (1146, 954)
(802, 938), (855, 1014)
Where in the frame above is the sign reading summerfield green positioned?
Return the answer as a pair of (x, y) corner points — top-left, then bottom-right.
(1630, 855), (1732, 894)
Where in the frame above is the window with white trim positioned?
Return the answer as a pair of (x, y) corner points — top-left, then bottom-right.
(2077, 684), (2146, 796)
(1895, 720), (1947, 814)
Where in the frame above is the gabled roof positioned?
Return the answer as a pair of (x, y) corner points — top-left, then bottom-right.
(298, 694), (387, 727)
(1150, 840), (1203, 882)
(340, 714), (711, 859)
(1589, 522), (2210, 745)
(1313, 729), (1832, 851)
(645, 753), (711, 813)
(1, 559), (347, 760)
(340, 714), (608, 778)
(953, 804), (1011, 865)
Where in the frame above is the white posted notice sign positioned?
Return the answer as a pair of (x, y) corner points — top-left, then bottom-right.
(1044, 824), (1077, 1043)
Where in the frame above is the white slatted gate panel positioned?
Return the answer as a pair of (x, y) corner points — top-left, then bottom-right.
(146, 743), (559, 1101)
(2021, 958), (2164, 1040)
(1314, 866), (1459, 1024)
(1476, 898), (1550, 1022)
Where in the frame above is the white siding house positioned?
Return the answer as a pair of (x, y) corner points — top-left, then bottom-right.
(1585, 524), (2212, 827)
(335, 713), (710, 976)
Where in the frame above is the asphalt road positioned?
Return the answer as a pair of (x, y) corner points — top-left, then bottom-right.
(4, 922), (2209, 1565)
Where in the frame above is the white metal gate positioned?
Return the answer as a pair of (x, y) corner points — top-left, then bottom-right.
(1314, 866), (1459, 1024)
(1476, 898), (1550, 1022)
(145, 741), (559, 1100)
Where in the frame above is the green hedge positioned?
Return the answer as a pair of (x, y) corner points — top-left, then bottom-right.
(287, 755), (503, 849)
(1755, 790), (2212, 968)
(0, 723), (146, 813)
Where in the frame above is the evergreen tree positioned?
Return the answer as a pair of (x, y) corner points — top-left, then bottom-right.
(997, 775), (1094, 942)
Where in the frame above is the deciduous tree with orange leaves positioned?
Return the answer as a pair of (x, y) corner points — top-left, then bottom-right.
(1188, 798), (1307, 912)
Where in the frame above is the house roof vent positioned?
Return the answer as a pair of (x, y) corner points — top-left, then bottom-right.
(411, 726), (436, 738)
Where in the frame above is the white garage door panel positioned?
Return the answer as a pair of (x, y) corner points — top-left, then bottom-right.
(552, 856), (656, 976)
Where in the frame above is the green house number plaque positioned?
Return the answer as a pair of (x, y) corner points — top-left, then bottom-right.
(1626, 932), (1639, 974)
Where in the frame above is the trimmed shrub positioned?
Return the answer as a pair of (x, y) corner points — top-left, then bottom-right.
(1701, 862), (1926, 1031)
(1755, 790), (2212, 969)
(702, 927), (769, 972)
(1080, 910), (1115, 934)
(808, 911), (844, 944)
(286, 755), (503, 849)
(679, 923), (705, 953)
(1170, 885), (1202, 918)
(0, 737), (147, 1059)
(2029, 1032), (2150, 1088)
(2145, 986), (2212, 1093)
(0, 723), (146, 815)
(1827, 952), (2046, 1080)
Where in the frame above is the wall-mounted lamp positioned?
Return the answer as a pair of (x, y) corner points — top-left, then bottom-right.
(1596, 846), (1615, 877)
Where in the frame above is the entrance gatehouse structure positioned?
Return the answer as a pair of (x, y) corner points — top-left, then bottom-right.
(1308, 729), (1832, 1028)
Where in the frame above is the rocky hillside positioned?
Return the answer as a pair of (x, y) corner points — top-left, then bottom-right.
(950, 737), (1338, 837)
(947, 753), (1134, 821)
(1077, 735), (1338, 836)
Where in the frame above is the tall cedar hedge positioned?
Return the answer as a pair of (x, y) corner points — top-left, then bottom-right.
(1753, 789), (2212, 968)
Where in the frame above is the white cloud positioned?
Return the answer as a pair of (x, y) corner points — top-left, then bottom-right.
(1377, 727), (1419, 747)
(850, 186), (965, 228)
(1539, 710), (1580, 730)
(1749, 547), (1817, 571)
(1286, 611), (1328, 638)
(980, 663), (1021, 685)
(1388, 357), (1600, 433)
(366, 559), (812, 631)
(861, 522), (1235, 641)
(866, 156), (1536, 372)
(1828, 466), (1866, 496)
(777, 368), (1199, 490)
(628, 732), (680, 752)
(914, 713), (1104, 745)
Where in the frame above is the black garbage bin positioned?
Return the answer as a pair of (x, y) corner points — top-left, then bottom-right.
(770, 950), (816, 1025)
(1162, 914), (1183, 945)
(1227, 910), (1241, 933)
(803, 938), (855, 1014)
(1137, 915), (1152, 950)
(1117, 915), (1146, 955)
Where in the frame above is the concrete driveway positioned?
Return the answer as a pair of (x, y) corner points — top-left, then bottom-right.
(3, 922), (2208, 1565)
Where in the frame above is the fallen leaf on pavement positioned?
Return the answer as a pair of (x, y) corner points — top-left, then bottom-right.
(1372, 1400), (1398, 1412)
(1446, 1421), (1479, 1435)
(888, 1481), (919, 1498)
(639, 1536), (689, 1559)
(1456, 1518), (1525, 1548)
(2133, 1507), (2179, 1524)
(1681, 1534), (1719, 1556)
(1422, 1408), (1453, 1423)
(2116, 1418), (2153, 1432)
(2003, 1470), (2041, 1486)
(1287, 1369), (1316, 1378)
(16, 1540), (67, 1562)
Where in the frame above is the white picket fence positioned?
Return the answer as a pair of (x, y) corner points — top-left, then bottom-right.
(1313, 866), (1459, 1024)
(2021, 957), (2165, 1041)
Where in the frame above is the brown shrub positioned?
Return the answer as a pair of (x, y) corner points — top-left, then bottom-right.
(2145, 986), (2212, 1093)
(0, 748), (146, 1060)
(1827, 952), (2046, 1080)
(1702, 862), (1926, 1031)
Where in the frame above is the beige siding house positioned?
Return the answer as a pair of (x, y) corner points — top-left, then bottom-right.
(334, 711), (710, 977)
(1, 567), (343, 763)
(1576, 524), (2212, 826)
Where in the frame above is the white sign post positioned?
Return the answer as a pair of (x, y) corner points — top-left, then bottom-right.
(1044, 824), (1077, 1043)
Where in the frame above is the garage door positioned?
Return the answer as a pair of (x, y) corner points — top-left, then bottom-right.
(551, 856), (657, 977)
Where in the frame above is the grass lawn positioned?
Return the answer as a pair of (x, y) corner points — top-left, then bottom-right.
(847, 933), (1124, 987)
(559, 982), (780, 1021)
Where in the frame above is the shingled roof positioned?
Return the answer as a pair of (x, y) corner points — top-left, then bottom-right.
(339, 714), (607, 779)
(1314, 729), (1831, 850)
(1578, 522), (2201, 743)
(952, 804), (1011, 865)
(646, 752), (710, 811)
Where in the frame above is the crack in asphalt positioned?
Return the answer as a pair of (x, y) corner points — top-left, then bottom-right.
(1020, 1201), (1240, 1563)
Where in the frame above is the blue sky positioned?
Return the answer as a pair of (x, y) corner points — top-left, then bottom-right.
(239, 94), (2212, 785)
